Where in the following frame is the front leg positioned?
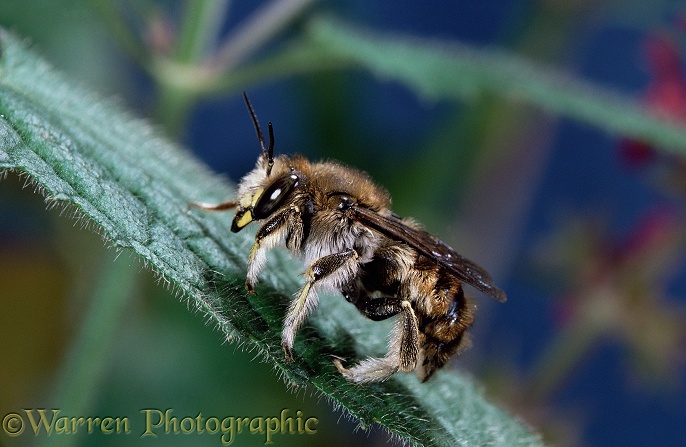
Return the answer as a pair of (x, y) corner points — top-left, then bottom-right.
(282, 249), (359, 361)
(245, 206), (303, 292)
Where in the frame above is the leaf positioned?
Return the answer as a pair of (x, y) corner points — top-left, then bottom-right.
(0, 29), (542, 446)
(306, 17), (686, 156)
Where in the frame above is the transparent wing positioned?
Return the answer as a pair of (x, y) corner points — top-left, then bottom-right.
(350, 205), (507, 302)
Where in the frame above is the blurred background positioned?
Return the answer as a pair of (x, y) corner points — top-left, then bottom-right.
(1, 1), (686, 446)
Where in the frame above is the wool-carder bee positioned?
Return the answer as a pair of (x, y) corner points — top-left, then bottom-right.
(190, 93), (507, 383)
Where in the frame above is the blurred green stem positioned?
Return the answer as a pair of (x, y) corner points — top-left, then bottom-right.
(81, 0), (149, 67)
(153, 0), (229, 133)
(152, 81), (195, 137)
(306, 17), (686, 156)
(152, 0), (317, 135)
(175, 0), (229, 64)
(37, 257), (138, 447)
(202, 40), (348, 95)
(209, 0), (317, 70)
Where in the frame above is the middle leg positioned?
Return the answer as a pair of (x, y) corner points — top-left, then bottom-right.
(245, 206), (303, 292)
(282, 249), (359, 361)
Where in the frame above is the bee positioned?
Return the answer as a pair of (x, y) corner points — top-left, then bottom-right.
(190, 93), (507, 383)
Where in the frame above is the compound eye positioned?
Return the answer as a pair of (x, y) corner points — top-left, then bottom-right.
(253, 174), (299, 219)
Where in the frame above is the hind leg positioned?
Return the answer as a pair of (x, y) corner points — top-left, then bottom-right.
(334, 301), (419, 383)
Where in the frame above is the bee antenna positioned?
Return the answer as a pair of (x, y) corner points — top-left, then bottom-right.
(242, 91), (274, 176)
(266, 121), (274, 176)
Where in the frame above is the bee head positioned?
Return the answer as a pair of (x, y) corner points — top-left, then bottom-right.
(231, 173), (299, 232)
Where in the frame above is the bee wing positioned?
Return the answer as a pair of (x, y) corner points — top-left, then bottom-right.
(350, 205), (507, 302)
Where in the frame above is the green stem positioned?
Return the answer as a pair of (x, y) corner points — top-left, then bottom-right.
(307, 17), (686, 156)
(37, 256), (138, 447)
(152, 0), (229, 134)
(149, 38), (348, 129)
(152, 80), (196, 136)
(80, 0), (149, 67)
(208, 0), (318, 70)
(175, 0), (230, 63)
(201, 39), (350, 96)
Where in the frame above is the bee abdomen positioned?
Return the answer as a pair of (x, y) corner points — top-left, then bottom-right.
(420, 286), (473, 341)
(419, 331), (470, 382)
(417, 286), (474, 381)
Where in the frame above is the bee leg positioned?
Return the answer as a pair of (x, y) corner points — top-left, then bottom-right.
(246, 207), (303, 292)
(397, 301), (420, 372)
(334, 300), (419, 383)
(188, 199), (237, 211)
(282, 249), (359, 361)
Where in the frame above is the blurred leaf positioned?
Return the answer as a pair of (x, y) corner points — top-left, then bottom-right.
(306, 17), (686, 156)
(0, 29), (542, 446)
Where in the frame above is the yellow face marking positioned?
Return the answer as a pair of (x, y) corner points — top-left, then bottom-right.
(250, 188), (264, 207)
(235, 209), (254, 229)
(235, 187), (266, 230)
